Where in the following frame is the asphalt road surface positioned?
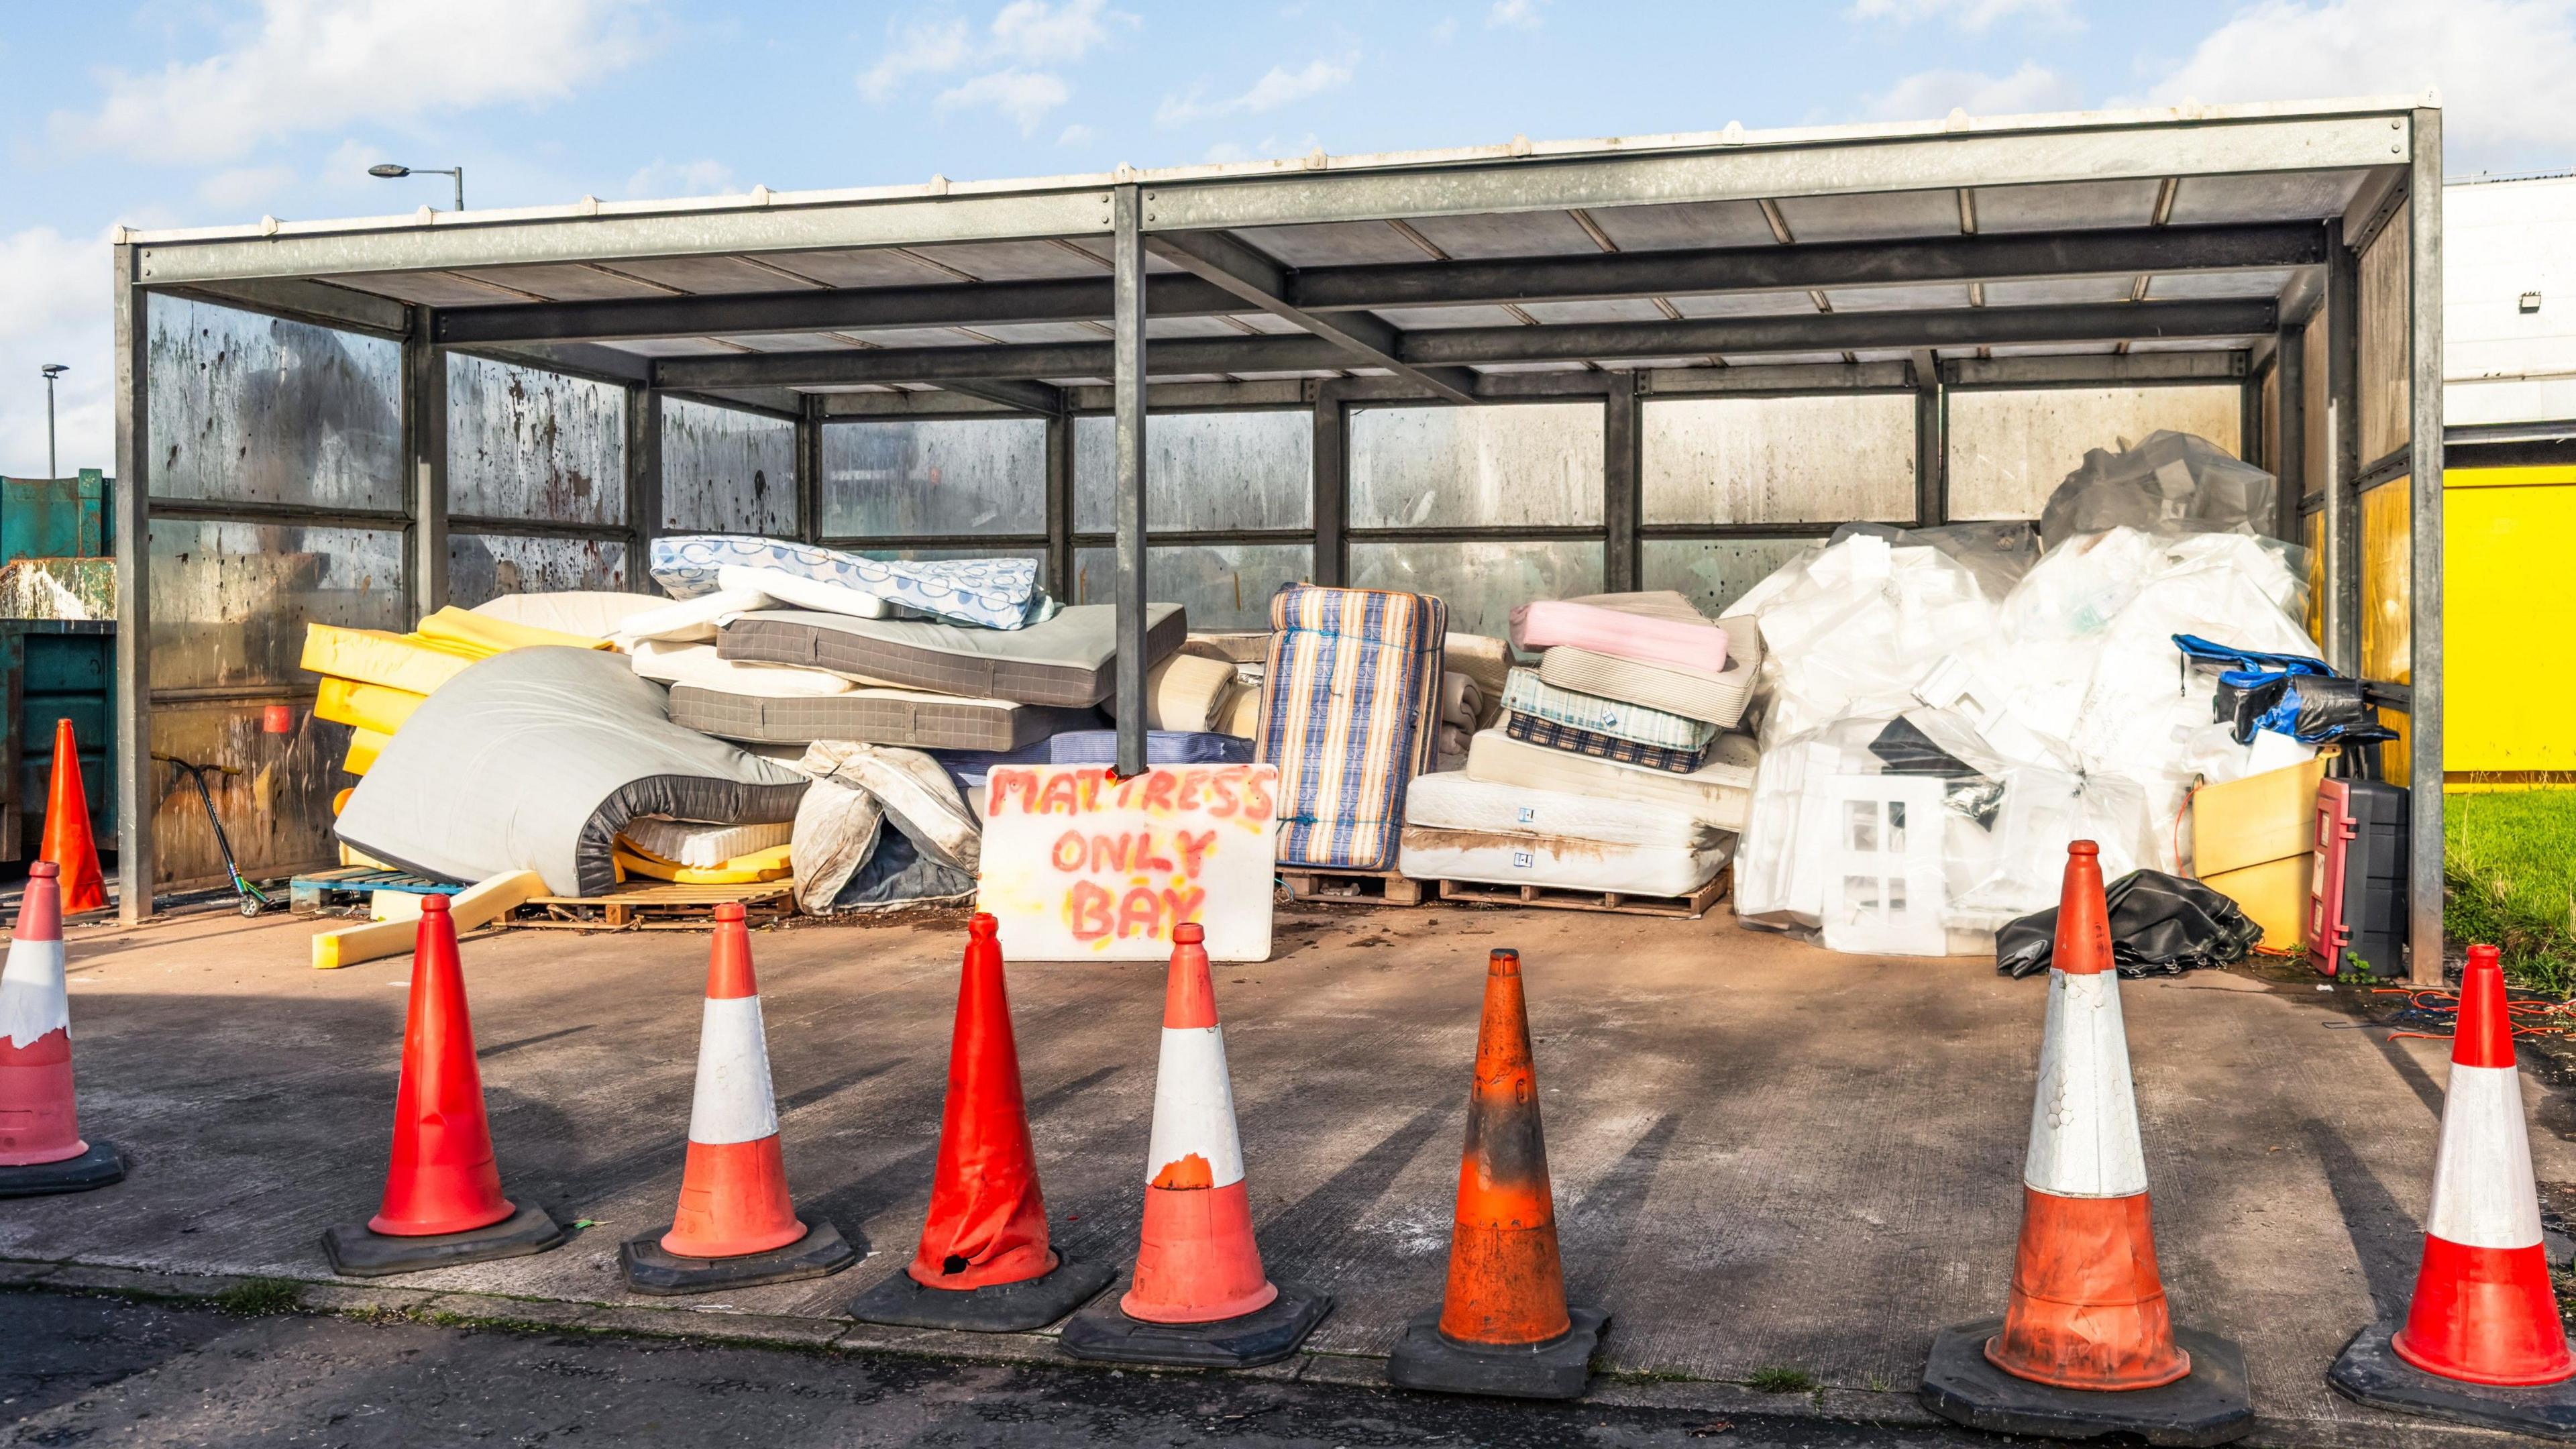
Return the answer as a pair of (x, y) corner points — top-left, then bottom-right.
(1, 1288), (2002, 1448)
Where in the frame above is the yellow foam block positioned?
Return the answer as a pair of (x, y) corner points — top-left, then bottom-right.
(312, 871), (547, 970)
(302, 624), (485, 696)
(2203, 855), (2312, 953)
(2192, 757), (2327, 877)
(612, 841), (794, 885)
(343, 727), (392, 776)
(315, 676), (428, 737)
(415, 604), (611, 655)
(338, 841), (393, 869)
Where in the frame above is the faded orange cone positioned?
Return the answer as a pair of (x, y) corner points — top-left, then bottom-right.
(1059, 922), (1330, 1368)
(1388, 948), (1605, 1399)
(1920, 842), (2253, 1445)
(0, 862), (123, 1196)
(621, 902), (858, 1294)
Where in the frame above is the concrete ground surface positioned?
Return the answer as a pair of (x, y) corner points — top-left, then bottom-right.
(1, 897), (2566, 1448)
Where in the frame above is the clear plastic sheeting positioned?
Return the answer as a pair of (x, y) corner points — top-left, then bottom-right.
(1733, 532), (1998, 747)
(2037, 430), (2280, 547)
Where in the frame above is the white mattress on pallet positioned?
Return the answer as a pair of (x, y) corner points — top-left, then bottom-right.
(1462, 727), (1758, 832)
(1399, 824), (1733, 899)
(1402, 771), (1723, 853)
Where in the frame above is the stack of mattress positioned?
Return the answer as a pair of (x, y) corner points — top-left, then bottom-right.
(1255, 583), (1447, 873)
(1399, 771), (1737, 898)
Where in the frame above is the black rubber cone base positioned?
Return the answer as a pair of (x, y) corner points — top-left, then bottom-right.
(2328, 1318), (2576, 1440)
(619, 1220), (859, 1296)
(848, 1252), (1114, 1332)
(1058, 1282), (1332, 1368)
(1387, 1304), (1609, 1400)
(1919, 1318), (2253, 1447)
(0, 1140), (125, 1198)
(323, 1202), (567, 1278)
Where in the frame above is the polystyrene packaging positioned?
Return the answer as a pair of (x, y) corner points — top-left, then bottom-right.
(1734, 535), (2002, 747)
(2037, 429), (2281, 547)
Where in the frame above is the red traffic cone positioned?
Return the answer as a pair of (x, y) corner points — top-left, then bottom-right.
(2328, 943), (2576, 1433)
(1060, 922), (1330, 1367)
(1389, 949), (1605, 1399)
(323, 894), (565, 1275)
(621, 902), (855, 1293)
(851, 913), (1111, 1330)
(1921, 842), (2252, 1444)
(40, 721), (106, 916)
(0, 862), (123, 1196)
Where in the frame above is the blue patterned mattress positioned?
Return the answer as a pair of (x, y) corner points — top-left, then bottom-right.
(649, 535), (1041, 630)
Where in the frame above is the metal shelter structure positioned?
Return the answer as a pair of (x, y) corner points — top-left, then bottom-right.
(111, 97), (2447, 981)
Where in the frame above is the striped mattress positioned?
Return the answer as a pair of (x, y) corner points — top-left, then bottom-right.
(1255, 584), (1447, 872)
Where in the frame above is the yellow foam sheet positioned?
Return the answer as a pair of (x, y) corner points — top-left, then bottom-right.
(2203, 855), (2312, 953)
(301, 625), (486, 696)
(343, 727), (392, 776)
(312, 871), (547, 970)
(2360, 478), (2412, 784)
(415, 604), (611, 655)
(612, 841), (794, 884)
(2192, 757), (2326, 877)
(314, 677), (427, 737)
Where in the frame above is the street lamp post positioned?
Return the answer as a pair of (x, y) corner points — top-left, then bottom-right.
(367, 162), (465, 212)
(39, 364), (66, 480)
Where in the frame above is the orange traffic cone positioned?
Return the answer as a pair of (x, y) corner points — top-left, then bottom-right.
(2328, 943), (2576, 1434)
(1060, 922), (1330, 1367)
(0, 862), (123, 1196)
(1921, 842), (2253, 1444)
(1388, 949), (1605, 1399)
(623, 902), (856, 1294)
(40, 721), (106, 916)
(323, 894), (566, 1275)
(851, 913), (1112, 1330)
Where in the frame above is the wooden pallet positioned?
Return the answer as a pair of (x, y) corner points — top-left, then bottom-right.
(1435, 867), (1731, 920)
(288, 867), (464, 916)
(515, 880), (798, 930)
(1277, 867), (1426, 907)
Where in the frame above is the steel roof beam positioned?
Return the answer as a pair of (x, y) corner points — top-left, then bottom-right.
(1143, 229), (1478, 405)
(931, 377), (1067, 414)
(653, 299), (2272, 388)
(431, 222), (2317, 347)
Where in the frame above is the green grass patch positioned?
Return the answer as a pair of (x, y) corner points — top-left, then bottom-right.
(2447, 790), (2576, 996)
(1746, 1366), (1818, 1394)
(213, 1277), (305, 1316)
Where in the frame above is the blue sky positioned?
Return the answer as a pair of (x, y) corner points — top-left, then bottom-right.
(5, 0), (2572, 474)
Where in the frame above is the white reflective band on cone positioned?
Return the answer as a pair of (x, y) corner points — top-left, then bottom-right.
(1144, 1025), (1246, 1189)
(2023, 969), (2149, 1199)
(0, 939), (68, 1049)
(686, 995), (781, 1146)
(2426, 1061), (2546, 1250)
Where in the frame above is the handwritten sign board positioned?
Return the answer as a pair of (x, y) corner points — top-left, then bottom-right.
(977, 763), (1279, 962)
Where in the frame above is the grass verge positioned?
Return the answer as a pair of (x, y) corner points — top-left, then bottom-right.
(2447, 790), (2576, 995)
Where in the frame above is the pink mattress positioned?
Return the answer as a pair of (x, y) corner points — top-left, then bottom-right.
(1507, 598), (1729, 674)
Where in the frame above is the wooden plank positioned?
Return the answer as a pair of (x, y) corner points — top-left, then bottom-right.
(1279, 868), (1426, 907)
(311, 869), (547, 970)
(1435, 869), (1731, 920)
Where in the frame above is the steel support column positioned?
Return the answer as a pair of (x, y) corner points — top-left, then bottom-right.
(1913, 352), (1947, 527)
(1111, 184), (1148, 777)
(111, 248), (152, 924)
(1311, 380), (1348, 588)
(2322, 219), (2361, 675)
(2274, 321), (2306, 543)
(1044, 407), (1076, 600)
(794, 396), (823, 545)
(403, 307), (448, 622)
(1604, 380), (1641, 592)
(2406, 110), (2445, 987)
(625, 384), (663, 590)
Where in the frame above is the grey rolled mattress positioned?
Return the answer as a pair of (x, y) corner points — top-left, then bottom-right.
(716, 602), (1186, 707)
(667, 683), (1085, 751)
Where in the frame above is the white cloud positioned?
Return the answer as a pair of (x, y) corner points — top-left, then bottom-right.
(989, 0), (1128, 62)
(1847, 0), (2076, 30)
(2137, 0), (2576, 168)
(61, 0), (654, 166)
(857, 15), (973, 101)
(0, 229), (111, 479)
(1430, 16), (1459, 41)
(1487, 0), (1544, 29)
(1866, 60), (2081, 120)
(1157, 58), (1354, 125)
(1057, 122), (1096, 146)
(624, 158), (737, 198)
(938, 68), (1073, 134)
(197, 164), (299, 213)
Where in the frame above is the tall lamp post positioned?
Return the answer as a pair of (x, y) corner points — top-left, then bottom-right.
(39, 364), (66, 480)
(367, 162), (464, 212)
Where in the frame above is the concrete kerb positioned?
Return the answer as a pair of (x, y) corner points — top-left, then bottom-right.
(0, 1254), (2538, 1446)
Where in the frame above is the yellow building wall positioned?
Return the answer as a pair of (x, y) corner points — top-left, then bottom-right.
(2445, 464), (2576, 782)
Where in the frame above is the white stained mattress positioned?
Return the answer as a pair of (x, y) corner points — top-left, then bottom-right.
(620, 816), (797, 869)
(1403, 771), (1723, 853)
(1463, 727), (1758, 831)
(1536, 614), (1763, 728)
(1400, 824), (1733, 899)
